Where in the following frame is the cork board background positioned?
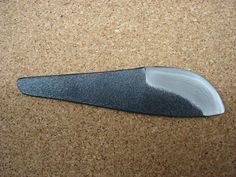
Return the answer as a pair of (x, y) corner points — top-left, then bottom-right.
(0, 0), (236, 176)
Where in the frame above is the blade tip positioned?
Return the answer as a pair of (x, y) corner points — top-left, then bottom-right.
(203, 103), (225, 117)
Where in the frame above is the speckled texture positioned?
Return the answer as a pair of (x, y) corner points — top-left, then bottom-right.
(0, 0), (236, 177)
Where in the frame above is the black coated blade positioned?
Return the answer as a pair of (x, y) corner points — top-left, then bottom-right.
(17, 67), (225, 117)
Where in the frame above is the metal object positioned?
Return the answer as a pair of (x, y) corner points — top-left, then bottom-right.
(17, 67), (225, 117)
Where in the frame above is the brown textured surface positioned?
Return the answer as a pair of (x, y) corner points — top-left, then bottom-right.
(0, 0), (236, 176)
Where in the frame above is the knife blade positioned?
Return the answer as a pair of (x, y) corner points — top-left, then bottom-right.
(17, 67), (225, 117)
